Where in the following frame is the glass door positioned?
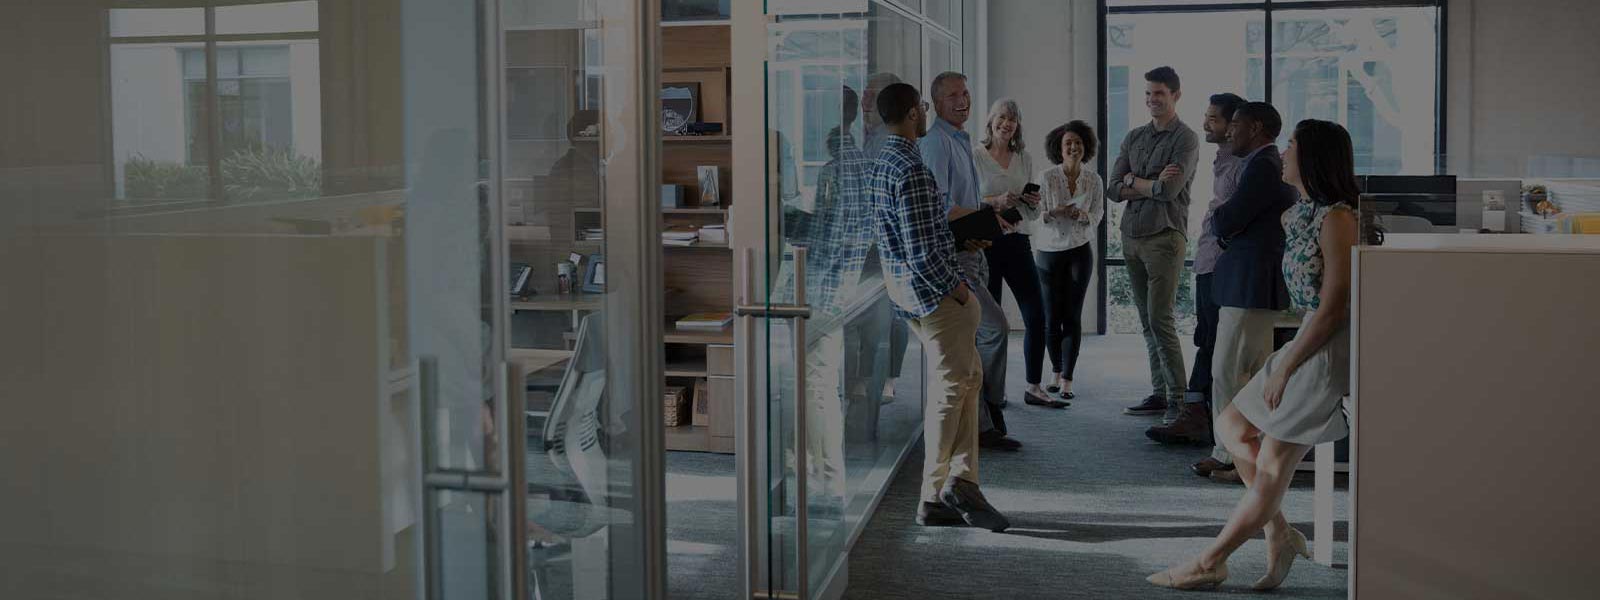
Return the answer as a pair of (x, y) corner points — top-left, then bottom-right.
(0, 0), (663, 599)
(743, 1), (938, 598)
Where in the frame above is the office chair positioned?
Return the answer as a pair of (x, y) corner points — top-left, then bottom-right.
(526, 313), (629, 598)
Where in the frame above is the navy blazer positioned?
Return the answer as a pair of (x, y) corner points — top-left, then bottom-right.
(1210, 146), (1296, 310)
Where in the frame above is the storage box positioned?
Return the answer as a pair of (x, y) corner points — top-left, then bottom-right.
(663, 386), (690, 427)
(692, 379), (711, 427)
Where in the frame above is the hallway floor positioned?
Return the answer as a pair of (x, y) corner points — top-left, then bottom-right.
(842, 334), (1350, 599)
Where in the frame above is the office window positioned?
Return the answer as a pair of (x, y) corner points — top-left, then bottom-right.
(1100, 1), (1441, 334)
(182, 46), (295, 164)
(111, 3), (320, 203)
(1267, 7), (1439, 175)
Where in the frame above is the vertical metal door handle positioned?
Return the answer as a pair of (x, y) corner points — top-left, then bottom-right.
(737, 246), (813, 599)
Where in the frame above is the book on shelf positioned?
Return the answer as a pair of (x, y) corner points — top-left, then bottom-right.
(675, 312), (733, 330)
(580, 227), (606, 242)
(662, 226), (699, 246)
(697, 224), (727, 244)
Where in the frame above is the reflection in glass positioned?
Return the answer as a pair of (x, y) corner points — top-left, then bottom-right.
(767, 3), (948, 594)
(1269, 8), (1439, 175)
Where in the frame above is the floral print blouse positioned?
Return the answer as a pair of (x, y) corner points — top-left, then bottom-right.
(1281, 197), (1354, 312)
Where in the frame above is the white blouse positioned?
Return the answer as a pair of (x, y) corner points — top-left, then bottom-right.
(973, 145), (1035, 204)
(1025, 165), (1104, 252)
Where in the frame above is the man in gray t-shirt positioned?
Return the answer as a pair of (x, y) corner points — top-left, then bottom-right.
(1108, 66), (1200, 422)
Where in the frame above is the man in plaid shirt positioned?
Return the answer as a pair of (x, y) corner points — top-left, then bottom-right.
(867, 82), (1010, 532)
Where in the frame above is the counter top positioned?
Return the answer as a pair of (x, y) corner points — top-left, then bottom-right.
(1363, 233), (1600, 254)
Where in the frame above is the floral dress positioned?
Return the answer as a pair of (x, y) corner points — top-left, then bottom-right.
(1230, 197), (1355, 445)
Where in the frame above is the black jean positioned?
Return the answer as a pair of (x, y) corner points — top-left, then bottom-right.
(1034, 244), (1094, 381)
(984, 234), (1047, 385)
(1186, 272), (1219, 402)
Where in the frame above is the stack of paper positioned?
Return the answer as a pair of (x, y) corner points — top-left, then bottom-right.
(580, 227), (606, 242)
(698, 224), (728, 244)
(662, 226), (699, 246)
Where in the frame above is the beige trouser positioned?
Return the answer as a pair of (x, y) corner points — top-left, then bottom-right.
(1210, 307), (1279, 463)
(804, 328), (848, 504)
(905, 292), (984, 503)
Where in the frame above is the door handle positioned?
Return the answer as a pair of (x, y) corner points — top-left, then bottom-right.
(737, 247), (812, 600)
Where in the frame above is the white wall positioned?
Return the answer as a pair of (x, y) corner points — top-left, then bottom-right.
(111, 44), (189, 193)
(1448, 0), (1600, 178)
(985, 0), (1101, 334)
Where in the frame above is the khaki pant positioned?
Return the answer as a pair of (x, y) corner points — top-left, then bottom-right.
(905, 292), (984, 503)
(1210, 307), (1279, 463)
(804, 329), (848, 504)
(1124, 229), (1189, 400)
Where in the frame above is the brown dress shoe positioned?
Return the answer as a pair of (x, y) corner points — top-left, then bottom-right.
(1191, 457), (1233, 477)
(1144, 402), (1213, 446)
(1210, 467), (1244, 484)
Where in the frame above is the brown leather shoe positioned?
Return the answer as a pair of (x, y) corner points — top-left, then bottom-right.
(1191, 457), (1233, 477)
(1210, 467), (1244, 484)
(1144, 402), (1213, 446)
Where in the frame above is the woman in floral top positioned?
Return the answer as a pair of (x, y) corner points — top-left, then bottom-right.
(1150, 120), (1370, 592)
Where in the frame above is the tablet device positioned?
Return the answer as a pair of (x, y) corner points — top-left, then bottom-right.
(950, 207), (1005, 245)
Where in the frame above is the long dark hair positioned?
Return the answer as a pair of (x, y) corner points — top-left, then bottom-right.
(1291, 120), (1359, 208)
(1291, 119), (1384, 245)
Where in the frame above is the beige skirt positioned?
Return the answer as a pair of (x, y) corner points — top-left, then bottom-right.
(1231, 312), (1351, 446)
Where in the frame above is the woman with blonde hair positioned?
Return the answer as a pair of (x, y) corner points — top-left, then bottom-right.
(973, 98), (1050, 407)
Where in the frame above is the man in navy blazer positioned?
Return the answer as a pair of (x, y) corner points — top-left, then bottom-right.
(1203, 102), (1296, 479)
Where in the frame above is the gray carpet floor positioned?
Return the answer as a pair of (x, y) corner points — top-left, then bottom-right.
(662, 334), (1350, 600)
(842, 334), (1350, 599)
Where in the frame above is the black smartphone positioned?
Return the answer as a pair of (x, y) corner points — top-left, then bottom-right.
(1021, 182), (1040, 201)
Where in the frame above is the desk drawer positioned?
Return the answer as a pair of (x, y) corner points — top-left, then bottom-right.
(707, 344), (734, 376)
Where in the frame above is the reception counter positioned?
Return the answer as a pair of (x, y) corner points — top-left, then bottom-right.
(1351, 234), (1600, 599)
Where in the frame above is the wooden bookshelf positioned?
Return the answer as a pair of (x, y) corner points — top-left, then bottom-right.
(503, 20), (737, 454)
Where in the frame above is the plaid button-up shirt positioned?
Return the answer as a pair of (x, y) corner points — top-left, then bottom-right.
(868, 134), (963, 318)
(783, 130), (874, 317)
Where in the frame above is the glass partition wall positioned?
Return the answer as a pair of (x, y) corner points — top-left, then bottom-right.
(751, 1), (964, 598)
(2, 1), (663, 599)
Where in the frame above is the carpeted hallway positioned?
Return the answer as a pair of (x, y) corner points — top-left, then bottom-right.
(660, 333), (1350, 599)
(841, 334), (1350, 599)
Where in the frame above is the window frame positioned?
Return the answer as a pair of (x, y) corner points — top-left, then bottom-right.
(107, 6), (318, 203)
(1094, 0), (1445, 334)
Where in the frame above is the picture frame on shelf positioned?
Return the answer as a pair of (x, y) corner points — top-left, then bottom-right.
(697, 165), (720, 207)
(661, 82), (700, 135)
(580, 253), (606, 294)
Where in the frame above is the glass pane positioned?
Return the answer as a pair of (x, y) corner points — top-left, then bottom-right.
(868, 2), (921, 102)
(503, 1), (655, 598)
(215, 1), (320, 35)
(769, 13), (873, 595)
(1272, 7), (1439, 175)
(1109, 0), (1262, 6)
(663, 0), (731, 22)
(1105, 10), (1264, 267)
(433, 490), (500, 599)
(925, 0), (958, 33)
(108, 7), (205, 37)
(2, 0), (488, 597)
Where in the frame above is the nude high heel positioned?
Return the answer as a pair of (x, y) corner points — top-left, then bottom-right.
(1253, 527), (1311, 591)
(1147, 561), (1228, 591)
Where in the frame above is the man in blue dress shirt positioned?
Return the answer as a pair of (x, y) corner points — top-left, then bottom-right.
(919, 71), (1021, 452)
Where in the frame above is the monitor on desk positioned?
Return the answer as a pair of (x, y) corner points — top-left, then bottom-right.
(1359, 175), (1458, 229)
